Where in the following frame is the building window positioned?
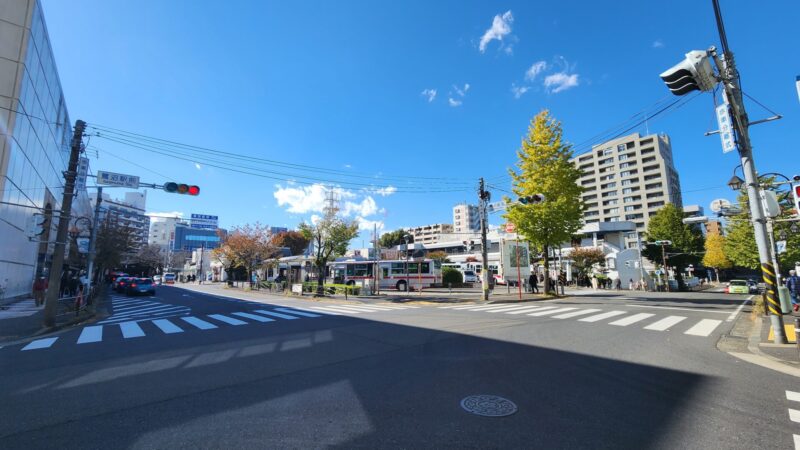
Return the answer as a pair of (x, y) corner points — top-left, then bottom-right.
(600, 174), (615, 181)
(605, 208), (619, 214)
(617, 144), (626, 152)
(645, 182), (663, 190)
(602, 199), (618, 206)
(624, 205), (637, 212)
(647, 201), (665, 208)
(618, 154), (628, 161)
(603, 148), (614, 156)
(601, 182), (617, 189)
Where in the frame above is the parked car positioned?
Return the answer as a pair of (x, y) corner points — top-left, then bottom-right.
(461, 269), (478, 283)
(125, 278), (156, 296)
(114, 276), (132, 292)
(727, 279), (749, 294)
(745, 279), (759, 294)
(163, 273), (176, 285)
(153, 275), (162, 285)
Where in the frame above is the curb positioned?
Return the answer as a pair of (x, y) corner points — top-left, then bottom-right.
(723, 314), (800, 378)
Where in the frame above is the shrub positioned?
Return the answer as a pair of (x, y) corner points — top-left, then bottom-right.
(442, 267), (463, 285)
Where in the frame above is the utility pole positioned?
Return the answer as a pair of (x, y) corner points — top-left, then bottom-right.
(635, 230), (646, 290)
(43, 120), (86, 327)
(710, 0), (786, 342)
(660, 242), (670, 292)
(85, 186), (102, 314)
(478, 178), (490, 301)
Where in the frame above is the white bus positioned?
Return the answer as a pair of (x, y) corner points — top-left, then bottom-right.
(331, 259), (442, 291)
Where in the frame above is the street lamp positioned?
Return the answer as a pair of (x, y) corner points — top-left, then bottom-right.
(727, 175), (744, 191)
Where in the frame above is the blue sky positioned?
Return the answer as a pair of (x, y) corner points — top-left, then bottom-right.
(41, 0), (800, 245)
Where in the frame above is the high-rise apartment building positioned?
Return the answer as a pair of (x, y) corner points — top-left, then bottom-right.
(98, 192), (150, 258)
(148, 216), (184, 250)
(410, 223), (454, 245)
(571, 133), (682, 248)
(453, 203), (480, 234)
(0, 0), (91, 297)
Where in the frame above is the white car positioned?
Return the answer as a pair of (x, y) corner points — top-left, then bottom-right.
(153, 275), (162, 285)
(461, 270), (478, 283)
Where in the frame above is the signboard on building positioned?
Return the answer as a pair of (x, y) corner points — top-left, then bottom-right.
(75, 157), (89, 190)
(190, 214), (218, 230)
(97, 170), (140, 189)
(76, 237), (90, 254)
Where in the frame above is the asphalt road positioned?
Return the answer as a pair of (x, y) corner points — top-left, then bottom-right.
(0, 285), (797, 449)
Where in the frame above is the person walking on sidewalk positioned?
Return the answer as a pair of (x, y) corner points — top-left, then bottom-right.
(785, 270), (800, 312)
(528, 273), (538, 294)
(32, 276), (47, 307)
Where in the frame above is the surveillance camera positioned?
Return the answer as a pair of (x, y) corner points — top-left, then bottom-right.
(793, 175), (800, 182)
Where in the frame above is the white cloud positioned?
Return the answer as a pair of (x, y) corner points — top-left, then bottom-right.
(355, 216), (385, 232)
(273, 184), (329, 214)
(503, 44), (514, 55)
(343, 163), (352, 169)
(372, 186), (397, 197)
(525, 61), (547, 81)
(448, 98), (462, 107)
(342, 196), (378, 217)
(652, 39), (664, 48)
(310, 214), (321, 225)
(452, 83), (470, 97)
(544, 72), (579, 93)
(510, 84), (530, 99)
(421, 89), (437, 102)
(479, 10), (513, 53)
(194, 163), (202, 170)
(147, 211), (184, 219)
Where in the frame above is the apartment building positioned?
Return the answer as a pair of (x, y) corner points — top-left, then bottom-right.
(571, 133), (682, 249)
(453, 203), (480, 234)
(148, 216), (184, 250)
(410, 223), (454, 245)
(98, 192), (151, 256)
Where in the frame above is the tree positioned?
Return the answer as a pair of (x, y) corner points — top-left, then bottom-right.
(214, 223), (281, 285)
(299, 215), (360, 295)
(641, 203), (704, 290)
(94, 218), (136, 277)
(379, 229), (412, 249)
(702, 233), (731, 283)
(426, 250), (450, 263)
(135, 244), (163, 276)
(569, 247), (606, 280)
(504, 110), (585, 294)
(271, 230), (310, 256)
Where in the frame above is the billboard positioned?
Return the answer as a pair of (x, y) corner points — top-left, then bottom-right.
(190, 213), (218, 230)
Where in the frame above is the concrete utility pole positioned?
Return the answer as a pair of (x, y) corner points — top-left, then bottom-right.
(710, 0), (787, 342)
(478, 178), (490, 301)
(44, 120), (86, 327)
(85, 186), (102, 313)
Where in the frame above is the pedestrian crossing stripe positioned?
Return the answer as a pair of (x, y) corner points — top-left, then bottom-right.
(445, 304), (724, 337)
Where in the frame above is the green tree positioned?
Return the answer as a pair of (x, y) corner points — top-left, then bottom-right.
(94, 218), (136, 276)
(271, 230), (310, 256)
(379, 228), (412, 249)
(702, 233), (732, 283)
(215, 223), (281, 285)
(641, 203), (704, 290)
(569, 247), (606, 280)
(426, 250), (450, 263)
(135, 244), (163, 276)
(300, 216), (360, 295)
(442, 266), (463, 285)
(504, 110), (585, 293)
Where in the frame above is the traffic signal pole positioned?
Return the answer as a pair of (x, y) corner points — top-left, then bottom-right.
(478, 178), (490, 301)
(710, 0), (786, 343)
(44, 120), (86, 327)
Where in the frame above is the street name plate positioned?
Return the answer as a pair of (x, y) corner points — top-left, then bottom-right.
(97, 171), (140, 189)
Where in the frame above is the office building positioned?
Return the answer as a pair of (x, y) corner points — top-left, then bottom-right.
(0, 0), (91, 297)
(683, 204), (706, 234)
(148, 216), (184, 250)
(172, 223), (223, 252)
(410, 223), (454, 245)
(268, 226), (288, 236)
(453, 203), (480, 234)
(571, 132), (682, 248)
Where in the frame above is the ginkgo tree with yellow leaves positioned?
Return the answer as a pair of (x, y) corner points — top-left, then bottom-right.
(702, 232), (732, 283)
(504, 110), (585, 293)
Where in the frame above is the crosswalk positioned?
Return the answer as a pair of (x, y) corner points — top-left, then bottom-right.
(15, 303), (418, 352)
(438, 303), (724, 338)
(98, 295), (191, 324)
(0, 299), (40, 320)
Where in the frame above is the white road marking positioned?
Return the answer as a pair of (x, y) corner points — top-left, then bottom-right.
(578, 311), (627, 323)
(152, 319), (183, 334)
(21, 337), (58, 351)
(684, 319), (723, 337)
(77, 326), (103, 344)
(232, 312), (275, 322)
(787, 390), (800, 403)
(505, 306), (548, 315)
(487, 305), (541, 313)
(348, 305), (395, 310)
(793, 434), (799, 450)
(208, 314), (248, 326)
(727, 296), (752, 322)
(527, 307), (577, 317)
(479, 304), (536, 312)
(275, 308), (323, 317)
(181, 316), (217, 330)
(328, 305), (385, 312)
(643, 316), (687, 331)
(309, 306), (358, 314)
(609, 313), (655, 327)
(455, 304), (510, 311)
(626, 304), (730, 315)
(254, 310), (301, 320)
(552, 309), (602, 319)
(790, 408), (800, 423)
(119, 321), (146, 338)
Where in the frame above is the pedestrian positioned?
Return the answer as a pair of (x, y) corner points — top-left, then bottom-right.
(591, 275), (598, 290)
(32, 276), (47, 307)
(529, 273), (538, 293)
(68, 274), (79, 297)
(615, 278), (622, 290)
(628, 278), (634, 290)
(785, 270), (800, 312)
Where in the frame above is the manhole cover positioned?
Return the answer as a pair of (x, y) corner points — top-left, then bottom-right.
(460, 395), (518, 417)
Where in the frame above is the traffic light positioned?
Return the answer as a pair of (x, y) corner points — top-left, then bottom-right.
(518, 194), (545, 205)
(164, 182), (200, 196)
(792, 183), (800, 217)
(659, 50), (717, 96)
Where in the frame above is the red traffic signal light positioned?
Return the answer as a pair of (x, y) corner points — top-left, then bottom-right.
(164, 182), (200, 196)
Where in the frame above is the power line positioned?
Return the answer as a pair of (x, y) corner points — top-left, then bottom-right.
(90, 146), (171, 179)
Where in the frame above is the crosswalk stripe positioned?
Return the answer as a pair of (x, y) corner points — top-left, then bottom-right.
(527, 307), (577, 317)
(309, 306), (354, 314)
(476, 304), (531, 312)
(790, 408), (800, 423)
(462, 304), (517, 311)
(684, 319), (722, 337)
(275, 307), (323, 317)
(488, 305), (540, 313)
(181, 316), (217, 330)
(552, 308), (602, 319)
(327, 305), (381, 312)
(643, 316), (687, 331)
(152, 319), (184, 334)
(520, 306), (559, 315)
(233, 311), (275, 322)
(506, 306), (548, 314)
(112, 303), (178, 313)
(208, 314), (248, 326)
(77, 326), (103, 344)
(578, 311), (627, 323)
(21, 337), (58, 351)
(251, 310), (296, 320)
(787, 391), (800, 403)
(119, 321), (146, 338)
(609, 313), (655, 327)
(347, 305), (394, 310)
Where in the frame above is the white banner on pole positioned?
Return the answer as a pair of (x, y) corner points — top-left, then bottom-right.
(716, 104), (736, 154)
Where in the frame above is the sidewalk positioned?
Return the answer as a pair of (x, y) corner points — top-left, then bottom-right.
(0, 293), (103, 345)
